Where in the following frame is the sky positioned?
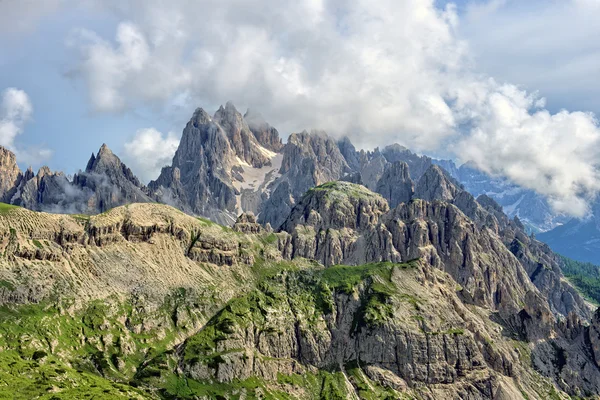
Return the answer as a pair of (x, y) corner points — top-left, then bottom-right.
(1, 0), (600, 217)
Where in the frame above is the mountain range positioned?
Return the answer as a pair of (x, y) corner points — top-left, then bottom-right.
(0, 101), (596, 265)
(0, 103), (600, 398)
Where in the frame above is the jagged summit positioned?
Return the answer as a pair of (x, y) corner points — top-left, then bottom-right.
(375, 161), (414, 208)
(191, 107), (213, 125)
(414, 164), (461, 201)
(0, 145), (21, 202)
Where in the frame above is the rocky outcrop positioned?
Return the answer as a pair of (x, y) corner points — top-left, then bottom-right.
(414, 165), (461, 202)
(278, 182), (390, 266)
(375, 161), (414, 208)
(0, 146), (20, 202)
(233, 212), (263, 234)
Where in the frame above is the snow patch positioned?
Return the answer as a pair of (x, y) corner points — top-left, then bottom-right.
(232, 153), (283, 215)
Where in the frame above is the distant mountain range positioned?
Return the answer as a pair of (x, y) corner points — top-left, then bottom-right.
(0, 101), (595, 264)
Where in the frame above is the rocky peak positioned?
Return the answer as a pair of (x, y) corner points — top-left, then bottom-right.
(36, 166), (54, 179)
(375, 161), (414, 208)
(414, 165), (460, 202)
(214, 102), (271, 168)
(189, 107), (212, 128)
(381, 144), (433, 180)
(244, 109), (283, 152)
(0, 146), (21, 202)
(337, 136), (361, 171)
(280, 181), (389, 233)
(149, 107), (240, 223)
(84, 144), (142, 188)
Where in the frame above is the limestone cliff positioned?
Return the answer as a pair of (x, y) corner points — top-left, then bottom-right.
(0, 200), (597, 399)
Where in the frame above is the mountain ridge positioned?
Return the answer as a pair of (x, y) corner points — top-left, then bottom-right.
(0, 184), (598, 398)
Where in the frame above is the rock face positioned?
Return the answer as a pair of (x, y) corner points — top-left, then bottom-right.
(257, 131), (350, 229)
(279, 183), (530, 316)
(414, 164), (461, 202)
(214, 102), (272, 168)
(244, 108), (283, 152)
(178, 264), (514, 398)
(0, 146), (20, 202)
(0, 192), (599, 398)
(149, 108), (239, 223)
(279, 182), (591, 322)
(232, 212), (263, 234)
(375, 161), (414, 208)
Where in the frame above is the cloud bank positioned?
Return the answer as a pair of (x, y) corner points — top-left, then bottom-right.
(67, 0), (600, 217)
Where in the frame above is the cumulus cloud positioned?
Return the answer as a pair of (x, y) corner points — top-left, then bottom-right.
(67, 0), (600, 217)
(0, 88), (33, 148)
(123, 128), (179, 183)
(0, 88), (53, 165)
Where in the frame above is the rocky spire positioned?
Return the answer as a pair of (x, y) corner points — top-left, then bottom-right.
(337, 137), (361, 171)
(73, 144), (151, 212)
(414, 165), (460, 202)
(244, 108), (283, 152)
(149, 107), (239, 224)
(0, 146), (21, 202)
(213, 101), (271, 168)
(84, 144), (142, 188)
(375, 161), (414, 208)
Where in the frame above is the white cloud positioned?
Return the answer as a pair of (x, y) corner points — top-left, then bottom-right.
(0, 88), (33, 149)
(123, 128), (179, 183)
(0, 88), (53, 166)
(66, 0), (600, 217)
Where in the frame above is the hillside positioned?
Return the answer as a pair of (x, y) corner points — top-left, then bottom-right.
(0, 184), (599, 399)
